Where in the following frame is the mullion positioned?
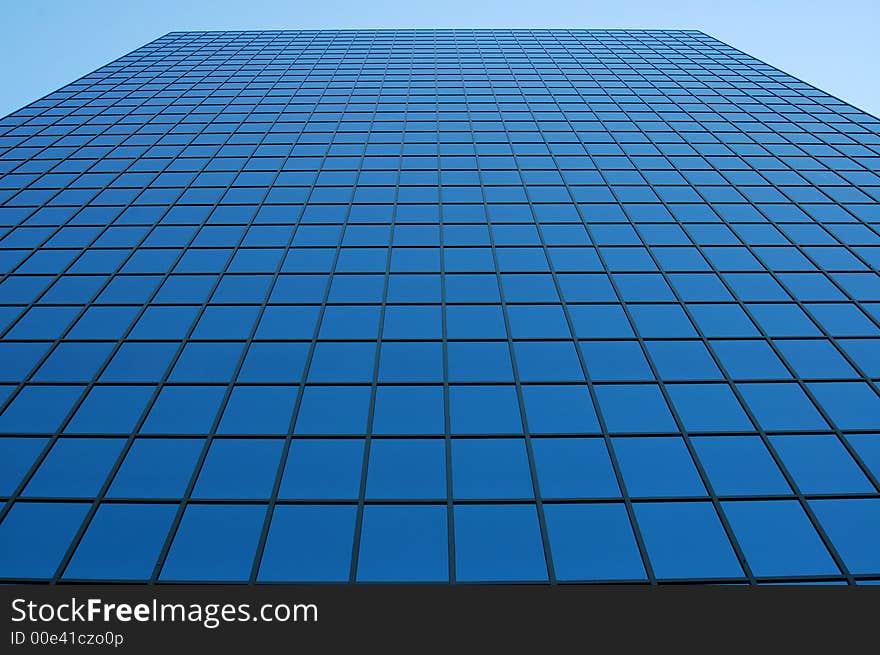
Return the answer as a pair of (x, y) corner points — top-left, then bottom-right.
(347, 38), (410, 584)
(437, 85), (456, 583)
(13, 492), (880, 505)
(466, 70), (557, 585)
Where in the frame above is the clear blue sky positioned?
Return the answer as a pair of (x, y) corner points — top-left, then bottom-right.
(1, 0), (878, 119)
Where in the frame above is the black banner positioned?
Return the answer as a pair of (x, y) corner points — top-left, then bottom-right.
(2, 585), (876, 652)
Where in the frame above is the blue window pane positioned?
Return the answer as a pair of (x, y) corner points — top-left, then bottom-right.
(454, 504), (548, 582)
(169, 342), (244, 382)
(710, 340), (790, 380)
(294, 386), (371, 435)
(0, 502), (90, 579)
(446, 305), (507, 338)
(64, 504), (176, 580)
(319, 306), (381, 339)
(450, 385), (522, 435)
(279, 439), (364, 499)
(108, 439), (202, 498)
(583, 340), (652, 381)
(615, 273), (675, 301)
(522, 385), (601, 434)
(0, 385), (85, 434)
(68, 306), (139, 339)
(0, 342), (51, 382)
(503, 273), (560, 302)
(604, 248), (657, 272)
(192, 306), (260, 339)
(7, 306), (79, 340)
(33, 342), (114, 382)
(568, 305), (634, 338)
(141, 386), (226, 435)
(445, 274), (501, 303)
(689, 304), (759, 337)
(748, 303), (820, 337)
(669, 273), (732, 301)
(160, 505), (265, 581)
(811, 499), (880, 575)
(372, 385), (444, 435)
(648, 340), (723, 381)
(595, 385), (676, 434)
(65, 385), (154, 434)
(723, 500), (838, 578)
(545, 503), (646, 581)
(24, 438), (125, 497)
(271, 275), (329, 303)
(0, 276), (53, 303)
(259, 505), (356, 582)
(507, 305), (571, 338)
(282, 249), (334, 273)
(447, 342), (513, 382)
(629, 304), (697, 338)
(218, 386), (298, 435)
(238, 342), (308, 383)
(0, 437), (48, 495)
(155, 276), (215, 303)
(452, 438), (533, 499)
(846, 434), (880, 480)
(378, 342), (443, 382)
(635, 502), (743, 579)
(382, 305), (442, 338)
(255, 306), (320, 339)
(308, 342), (376, 383)
(367, 439), (445, 499)
(357, 505), (448, 582)
(328, 275), (384, 302)
(666, 384), (753, 433)
(838, 339), (880, 377)
(211, 275), (272, 303)
(101, 343), (177, 382)
(738, 383), (828, 432)
(446, 252), (496, 278)
(808, 303), (877, 337)
(4, 29), (880, 585)
(614, 437), (706, 497)
(807, 382), (880, 431)
(769, 435), (873, 494)
(388, 274), (441, 302)
(391, 249), (440, 273)
(775, 340), (856, 379)
(692, 436), (790, 496)
(533, 438), (620, 498)
(193, 439), (283, 499)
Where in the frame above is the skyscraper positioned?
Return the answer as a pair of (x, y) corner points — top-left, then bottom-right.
(1, 29), (879, 585)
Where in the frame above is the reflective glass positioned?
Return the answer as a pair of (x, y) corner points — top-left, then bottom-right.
(1, 28), (878, 585)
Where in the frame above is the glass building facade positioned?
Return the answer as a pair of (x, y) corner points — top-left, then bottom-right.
(1, 29), (879, 585)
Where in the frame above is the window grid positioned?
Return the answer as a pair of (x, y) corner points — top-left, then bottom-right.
(0, 29), (879, 585)
(476, 49), (754, 583)
(507, 35), (876, 584)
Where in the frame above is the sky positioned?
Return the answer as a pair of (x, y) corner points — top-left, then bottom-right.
(1, 0), (878, 119)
